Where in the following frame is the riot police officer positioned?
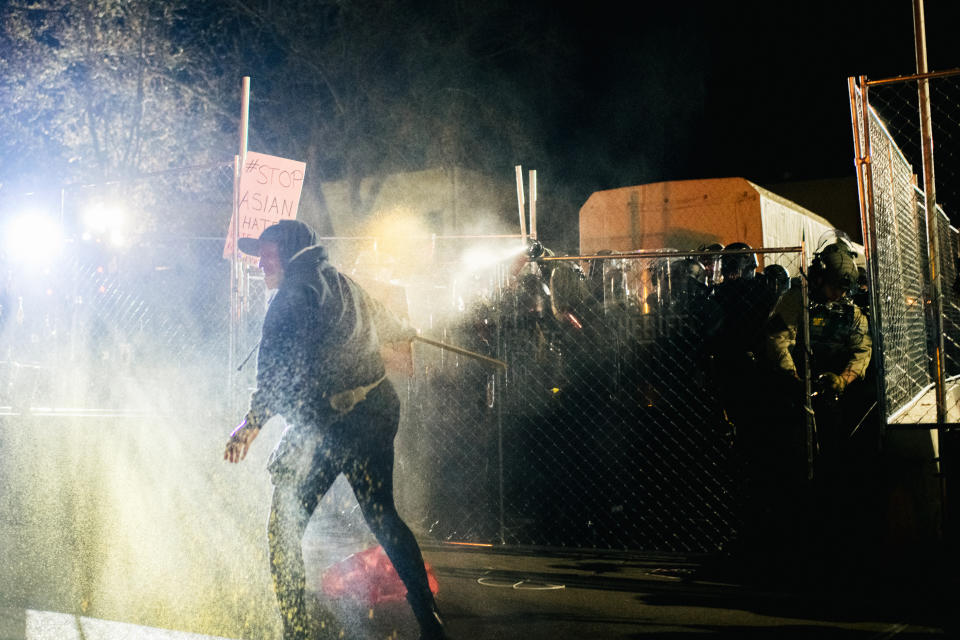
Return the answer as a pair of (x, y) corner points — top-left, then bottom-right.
(765, 240), (871, 411)
(721, 239), (869, 576)
(707, 242), (779, 418)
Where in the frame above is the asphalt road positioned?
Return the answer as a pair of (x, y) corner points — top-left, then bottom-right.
(326, 544), (951, 639)
(0, 414), (951, 639)
(0, 537), (951, 640)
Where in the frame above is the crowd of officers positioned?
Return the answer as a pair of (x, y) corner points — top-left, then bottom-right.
(410, 234), (879, 575)
(521, 234), (877, 576)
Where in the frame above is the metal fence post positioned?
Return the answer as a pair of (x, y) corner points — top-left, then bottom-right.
(913, 0), (947, 429)
(849, 76), (889, 438)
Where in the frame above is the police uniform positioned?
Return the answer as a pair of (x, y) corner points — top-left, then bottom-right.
(765, 285), (872, 383)
(763, 243), (880, 580)
(737, 242), (874, 577)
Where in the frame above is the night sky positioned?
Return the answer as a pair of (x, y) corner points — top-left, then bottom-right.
(531, 0), (960, 240)
(2, 1), (958, 242)
(552, 2), (955, 184)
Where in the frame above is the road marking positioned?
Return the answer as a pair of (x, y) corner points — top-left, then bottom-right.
(477, 576), (565, 590)
(26, 610), (237, 640)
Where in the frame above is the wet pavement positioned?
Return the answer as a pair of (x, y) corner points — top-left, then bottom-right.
(331, 544), (952, 639)
(0, 539), (952, 640)
(0, 414), (952, 639)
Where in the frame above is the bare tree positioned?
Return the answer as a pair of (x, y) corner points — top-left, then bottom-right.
(204, 0), (570, 227)
(0, 0), (575, 231)
(0, 0), (235, 187)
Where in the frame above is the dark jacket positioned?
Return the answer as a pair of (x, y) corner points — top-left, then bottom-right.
(249, 244), (410, 427)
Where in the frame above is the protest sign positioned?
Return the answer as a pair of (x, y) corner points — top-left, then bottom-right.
(223, 151), (307, 259)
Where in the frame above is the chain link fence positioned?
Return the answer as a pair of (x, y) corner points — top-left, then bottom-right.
(850, 69), (960, 569)
(865, 75), (960, 222)
(0, 162), (830, 559)
(936, 207), (960, 375)
(1, 184), (812, 554)
(853, 75), (960, 424)
(232, 236), (808, 553)
(399, 246), (805, 553)
(0, 162), (236, 414)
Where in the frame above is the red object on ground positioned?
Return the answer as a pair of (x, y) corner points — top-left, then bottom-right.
(321, 545), (439, 604)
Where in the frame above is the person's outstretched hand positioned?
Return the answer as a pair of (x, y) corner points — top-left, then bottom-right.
(224, 413), (260, 463)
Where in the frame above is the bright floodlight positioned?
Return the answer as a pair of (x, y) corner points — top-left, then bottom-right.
(4, 213), (64, 264)
(83, 203), (125, 239)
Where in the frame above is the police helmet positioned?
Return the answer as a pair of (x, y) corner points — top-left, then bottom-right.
(672, 256), (707, 286)
(720, 242), (758, 280)
(696, 243), (724, 285)
(698, 243), (725, 251)
(761, 263), (791, 296)
(526, 238), (546, 259)
(812, 241), (859, 294)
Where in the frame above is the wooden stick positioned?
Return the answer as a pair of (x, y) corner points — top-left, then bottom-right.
(412, 336), (507, 371)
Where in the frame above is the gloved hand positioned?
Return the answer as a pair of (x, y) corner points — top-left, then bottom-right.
(817, 372), (847, 395)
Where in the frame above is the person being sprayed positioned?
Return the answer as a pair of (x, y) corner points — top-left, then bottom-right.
(224, 219), (448, 640)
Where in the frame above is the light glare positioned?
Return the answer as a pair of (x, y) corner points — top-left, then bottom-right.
(5, 213), (64, 264)
(84, 203), (125, 237)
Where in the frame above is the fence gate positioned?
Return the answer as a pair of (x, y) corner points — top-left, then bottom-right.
(849, 69), (960, 551)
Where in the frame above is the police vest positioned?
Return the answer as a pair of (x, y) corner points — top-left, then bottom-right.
(809, 301), (863, 374)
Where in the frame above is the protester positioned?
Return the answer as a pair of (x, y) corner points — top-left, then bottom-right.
(225, 219), (447, 640)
